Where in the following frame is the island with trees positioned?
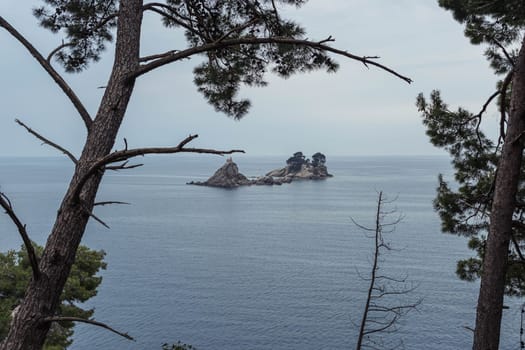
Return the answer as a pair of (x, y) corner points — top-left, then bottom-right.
(188, 152), (332, 188)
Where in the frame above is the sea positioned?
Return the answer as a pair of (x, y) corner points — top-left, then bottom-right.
(0, 155), (523, 350)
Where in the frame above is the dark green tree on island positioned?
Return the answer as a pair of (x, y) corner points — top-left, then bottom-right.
(0, 1), (410, 348)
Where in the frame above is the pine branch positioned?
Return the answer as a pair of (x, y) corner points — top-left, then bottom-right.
(130, 36), (413, 84)
(0, 16), (93, 131)
(105, 161), (144, 171)
(43, 317), (134, 341)
(46, 42), (75, 64)
(15, 119), (78, 164)
(0, 192), (40, 280)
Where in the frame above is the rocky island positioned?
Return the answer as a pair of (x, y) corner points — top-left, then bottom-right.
(188, 152), (332, 188)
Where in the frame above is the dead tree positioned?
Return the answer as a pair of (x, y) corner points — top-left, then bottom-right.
(0, 1), (411, 348)
(353, 192), (420, 350)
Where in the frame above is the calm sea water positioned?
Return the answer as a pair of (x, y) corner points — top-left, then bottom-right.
(0, 155), (522, 349)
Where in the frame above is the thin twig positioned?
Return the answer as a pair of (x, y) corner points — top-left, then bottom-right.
(94, 201), (131, 206)
(0, 16), (92, 130)
(43, 317), (134, 341)
(15, 119), (78, 164)
(0, 192), (40, 280)
(105, 161), (144, 171)
(143, 3), (203, 39)
(492, 38), (515, 67)
(82, 205), (110, 229)
(472, 90), (500, 148)
(130, 36), (412, 84)
(46, 42), (75, 64)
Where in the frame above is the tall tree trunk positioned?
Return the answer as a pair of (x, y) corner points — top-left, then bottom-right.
(473, 38), (525, 350)
(0, 1), (143, 349)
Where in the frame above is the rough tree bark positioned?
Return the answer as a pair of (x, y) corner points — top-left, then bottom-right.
(473, 38), (525, 350)
(0, 1), (143, 348)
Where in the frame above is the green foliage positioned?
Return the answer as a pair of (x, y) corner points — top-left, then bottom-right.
(417, 89), (525, 296)
(33, 0), (118, 72)
(33, 0), (339, 118)
(311, 152), (326, 167)
(419, 0), (525, 296)
(181, 0), (338, 118)
(0, 244), (106, 349)
(438, 0), (525, 74)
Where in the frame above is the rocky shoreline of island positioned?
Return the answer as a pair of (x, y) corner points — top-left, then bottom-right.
(188, 152), (332, 188)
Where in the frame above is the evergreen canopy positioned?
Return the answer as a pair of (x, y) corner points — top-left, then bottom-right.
(33, 0), (339, 118)
(418, 1), (525, 295)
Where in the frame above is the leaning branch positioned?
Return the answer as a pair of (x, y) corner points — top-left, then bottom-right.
(15, 119), (78, 164)
(499, 70), (514, 142)
(0, 192), (40, 280)
(43, 317), (134, 341)
(72, 135), (244, 202)
(46, 42), (75, 64)
(0, 16), (92, 131)
(130, 36), (412, 84)
(143, 3), (202, 39)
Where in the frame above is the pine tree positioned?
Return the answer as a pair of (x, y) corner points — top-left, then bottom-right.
(0, 1), (410, 348)
(418, 1), (525, 348)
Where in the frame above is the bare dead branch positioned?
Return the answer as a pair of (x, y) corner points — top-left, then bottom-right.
(0, 16), (92, 131)
(43, 317), (134, 341)
(477, 90), (501, 119)
(354, 192), (419, 350)
(350, 216), (376, 232)
(464, 325), (475, 333)
(15, 119), (78, 164)
(130, 36), (412, 84)
(318, 35), (334, 44)
(215, 18), (260, 43)
(0, 192), (40, 280)
(72, 134), (244, 202)
(143, 3), (204, 40)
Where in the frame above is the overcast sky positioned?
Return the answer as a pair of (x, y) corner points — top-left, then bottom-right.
(0, 1), (501, 157)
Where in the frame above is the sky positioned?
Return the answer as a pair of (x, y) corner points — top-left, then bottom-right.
(0, 0), (502, 157)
